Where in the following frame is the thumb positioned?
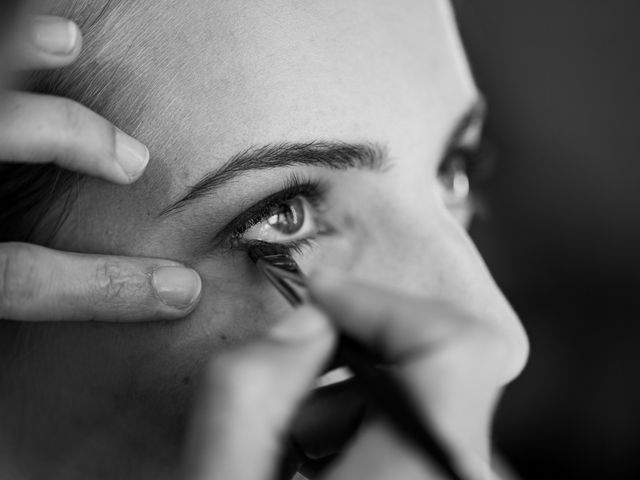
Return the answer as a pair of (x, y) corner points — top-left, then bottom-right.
(185, 305), (336, 480)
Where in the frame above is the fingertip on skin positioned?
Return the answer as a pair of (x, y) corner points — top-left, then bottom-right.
(65, 21), (83, 59)
(151, 266), (202, 311)
(113, 128), (150, 183)
(59, 19), (81, 57)
(30, 16), (82, 62)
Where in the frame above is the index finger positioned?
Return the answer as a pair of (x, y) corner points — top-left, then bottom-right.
(308, 270), (469, 362)
(0, 243), (202, 322)
(0, 92), (150, 184)
(308, 270), (527, 391)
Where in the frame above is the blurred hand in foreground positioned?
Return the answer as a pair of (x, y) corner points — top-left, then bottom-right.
(186, 270), (524, 480)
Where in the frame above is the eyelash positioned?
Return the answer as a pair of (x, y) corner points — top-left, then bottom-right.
(223, 139), (490, 255)
(226, 174), (327, 253)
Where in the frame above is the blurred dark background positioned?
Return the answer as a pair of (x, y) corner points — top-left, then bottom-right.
(454, 1), (640, 478)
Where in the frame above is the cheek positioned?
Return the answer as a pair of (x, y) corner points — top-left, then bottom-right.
(21, 257), (294, 442)
(127, 256), (294, 405)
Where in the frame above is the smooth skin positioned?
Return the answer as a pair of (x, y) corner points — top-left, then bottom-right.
(0, 2), (529, 479)
(0, 15), (203, 322)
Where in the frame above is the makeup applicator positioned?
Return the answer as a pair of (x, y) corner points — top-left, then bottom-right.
(248, 243), (468, 480)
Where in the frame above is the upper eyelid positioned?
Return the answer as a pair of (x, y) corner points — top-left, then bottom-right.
(458, 119), (484, 148)
(445, 98), (487, 152)
(450, 116), (485, 154)
(211, 176), (326, 248)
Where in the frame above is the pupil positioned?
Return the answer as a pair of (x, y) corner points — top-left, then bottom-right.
(267, 198), (304, 234)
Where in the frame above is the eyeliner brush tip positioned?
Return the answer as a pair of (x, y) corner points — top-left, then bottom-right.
(247, 243), (288, 263)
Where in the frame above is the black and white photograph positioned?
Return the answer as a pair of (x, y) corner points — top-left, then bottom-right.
(0, 1), (638, 479)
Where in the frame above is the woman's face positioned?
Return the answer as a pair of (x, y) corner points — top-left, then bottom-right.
(27, 0), (521, 451)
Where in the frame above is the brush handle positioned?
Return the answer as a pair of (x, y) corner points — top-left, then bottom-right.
(335, 334), (467, 480)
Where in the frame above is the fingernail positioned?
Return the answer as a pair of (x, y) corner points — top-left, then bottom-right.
(269, 306), (329, 342)
(115, 128), (150, 180)
(32, 16), (79, 56)
(152, 267), (202, 309)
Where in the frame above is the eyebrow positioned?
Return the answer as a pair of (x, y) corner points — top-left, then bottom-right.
(160, 141), (387, 216)
(160, 97), (486, 217)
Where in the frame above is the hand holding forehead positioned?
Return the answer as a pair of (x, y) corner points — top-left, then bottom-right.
(0, 13), (202, 324)
(0, 14), (150, 184)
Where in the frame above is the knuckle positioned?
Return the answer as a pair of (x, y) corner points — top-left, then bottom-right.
(93, 258), (137, 304)
(0, 244), (42, 318)
(50, 97), (117, 163)
(53, 97), (85, 136)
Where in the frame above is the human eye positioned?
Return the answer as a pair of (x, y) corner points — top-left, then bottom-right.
(436, 141), (488, 227)
(225, 175), (331, 255)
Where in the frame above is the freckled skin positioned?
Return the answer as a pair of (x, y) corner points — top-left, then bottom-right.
(1, 1), (524, 478)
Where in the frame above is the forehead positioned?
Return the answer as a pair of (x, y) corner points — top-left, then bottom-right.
(58, 0), (476, 254)
(112, 0), (474, 175)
